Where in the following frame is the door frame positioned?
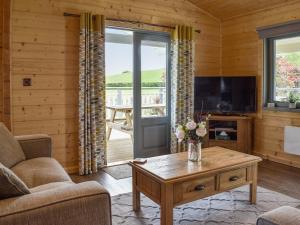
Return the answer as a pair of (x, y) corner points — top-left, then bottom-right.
(133, 30), (171, 158)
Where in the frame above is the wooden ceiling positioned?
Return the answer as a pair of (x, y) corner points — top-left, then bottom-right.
(188, 0), (300, 20)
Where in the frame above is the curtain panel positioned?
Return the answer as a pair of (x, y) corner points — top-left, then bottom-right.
(170, 25), (195, 153)
(79, 13), (106, 175)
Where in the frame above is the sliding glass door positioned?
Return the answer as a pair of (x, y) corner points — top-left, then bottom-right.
(105, 28), (170, 161)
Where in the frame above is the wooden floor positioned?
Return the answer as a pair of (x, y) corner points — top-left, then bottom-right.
(257, 160), (300, 199)
(71, 168), (132, 196)
(71, 160), (300, 198)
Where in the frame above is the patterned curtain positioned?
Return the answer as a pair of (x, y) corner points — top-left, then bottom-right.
(79, 13), (106, 175)
(170, 25), (195, 153)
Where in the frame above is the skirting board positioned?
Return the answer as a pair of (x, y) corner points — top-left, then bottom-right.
(253, 151), (300, 169)
(65, 165), (79, 175)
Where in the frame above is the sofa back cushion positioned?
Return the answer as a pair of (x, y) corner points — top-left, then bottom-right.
(0, 163), (30, 199)
(0, 123), (25, 168)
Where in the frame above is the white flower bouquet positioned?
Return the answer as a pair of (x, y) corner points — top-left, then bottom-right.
(175, 115), (210, 161)
(175, 116), (209, 144)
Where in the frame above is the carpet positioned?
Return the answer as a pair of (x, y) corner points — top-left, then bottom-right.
(111, 186), (300, 225)
(103, 164), (132, 179)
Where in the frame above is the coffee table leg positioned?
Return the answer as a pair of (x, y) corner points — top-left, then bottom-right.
(250, 164), (258, 204)
(132, 169), (140, 211)
(161, 184), (173, 225)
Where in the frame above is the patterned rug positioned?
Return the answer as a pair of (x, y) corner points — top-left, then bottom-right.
(111, 186), (300, 225)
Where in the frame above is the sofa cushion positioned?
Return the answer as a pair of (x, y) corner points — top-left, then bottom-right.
(11, 158), (72, 188)
(0, 123), (25, 168)
(0, 181), (111, 225)
(0, 163), (30, 199)
(30, 181), (74, 193)
(257, 206), (300, 225)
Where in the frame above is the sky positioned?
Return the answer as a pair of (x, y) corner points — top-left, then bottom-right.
(105, 29), (167, 76)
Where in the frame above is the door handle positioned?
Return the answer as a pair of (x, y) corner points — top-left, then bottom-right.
(229, 176), (239, 182)
(194, 184), (205, 191)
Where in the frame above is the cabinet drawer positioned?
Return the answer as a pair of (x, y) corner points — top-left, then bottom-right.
(174, 176), (216, 204)
(219, 168), (247, 191)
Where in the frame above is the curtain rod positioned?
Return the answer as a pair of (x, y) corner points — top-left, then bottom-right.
(63, 12), (201, 34)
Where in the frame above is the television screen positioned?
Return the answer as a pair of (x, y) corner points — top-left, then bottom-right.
(194, 76), (256, 114)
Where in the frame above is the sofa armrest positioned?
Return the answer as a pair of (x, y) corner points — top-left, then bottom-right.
(257, 206), (300, 225)
(0, 181), (112, 225)
(15, 134), (52, 159)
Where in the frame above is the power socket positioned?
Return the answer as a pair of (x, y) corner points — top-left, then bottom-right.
(23, 78), (32, 87)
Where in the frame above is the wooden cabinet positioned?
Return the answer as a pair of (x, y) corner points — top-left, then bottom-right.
(203, 115), (252, 154)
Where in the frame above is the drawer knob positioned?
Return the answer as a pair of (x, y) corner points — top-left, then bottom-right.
(229, 176), (239, 182)
(194, 184), (205, 191)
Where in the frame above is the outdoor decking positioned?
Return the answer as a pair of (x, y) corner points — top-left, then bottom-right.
(107, 129), (133, 164)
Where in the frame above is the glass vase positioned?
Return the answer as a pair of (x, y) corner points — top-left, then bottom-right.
(188, 142), (202, 162)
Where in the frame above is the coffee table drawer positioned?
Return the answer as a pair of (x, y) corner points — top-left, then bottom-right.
(174, 176), (216, 204)
(219, 168), (247, 191)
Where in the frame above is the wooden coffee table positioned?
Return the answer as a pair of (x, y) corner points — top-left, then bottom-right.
(129, 146), (262, 225)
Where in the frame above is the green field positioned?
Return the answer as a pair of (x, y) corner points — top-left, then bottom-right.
(106, 69), (165, 84)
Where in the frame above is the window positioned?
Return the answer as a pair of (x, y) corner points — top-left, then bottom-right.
(264, 33), (300, 109)
(258, 20), (300, 110)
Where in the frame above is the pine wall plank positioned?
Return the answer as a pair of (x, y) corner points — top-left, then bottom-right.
(221, 1), (300, 168)
(0, 0), (3, 121)
(7, 0), (300, 172)
(2, 0), (12, 129)
(11, 0), (221, 173)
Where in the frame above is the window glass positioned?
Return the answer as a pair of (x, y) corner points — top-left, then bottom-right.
(275, 36), (300, 102)
(141, 40), (167, 117)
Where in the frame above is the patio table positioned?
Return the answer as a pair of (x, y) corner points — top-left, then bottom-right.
(106, 104), (165, 141)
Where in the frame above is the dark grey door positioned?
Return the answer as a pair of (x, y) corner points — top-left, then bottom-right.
(133, 31), (171, 158)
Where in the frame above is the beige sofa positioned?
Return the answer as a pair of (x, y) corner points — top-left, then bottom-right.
(0, 130), (112, 225)
(257, 206), (300, 225)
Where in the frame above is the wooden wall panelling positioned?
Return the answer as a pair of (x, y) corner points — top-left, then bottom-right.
(11, 0), (221, 173)
(1, 0), (12, 129)
(10, 0), (300, 172)
(221, 1), (300, 168)
(0, 0), (3, 122)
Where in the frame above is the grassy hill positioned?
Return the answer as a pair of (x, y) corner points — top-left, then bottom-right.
(106, 69), (165, 84)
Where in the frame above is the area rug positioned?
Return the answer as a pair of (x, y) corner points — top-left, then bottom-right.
(111, 186), (300, 225)
(103, 164), (132, 179)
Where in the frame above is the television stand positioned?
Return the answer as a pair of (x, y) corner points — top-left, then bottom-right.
(203, 115), (252, 154)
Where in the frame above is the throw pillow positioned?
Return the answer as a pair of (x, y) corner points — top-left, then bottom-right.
(0, 123), (26, 168)
(0, 163), (30, 199)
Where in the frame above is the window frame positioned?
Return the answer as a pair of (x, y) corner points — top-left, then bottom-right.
(264, 32), (300, 110)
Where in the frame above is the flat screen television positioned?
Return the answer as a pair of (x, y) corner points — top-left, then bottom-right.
(194, 76), (256, 114)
